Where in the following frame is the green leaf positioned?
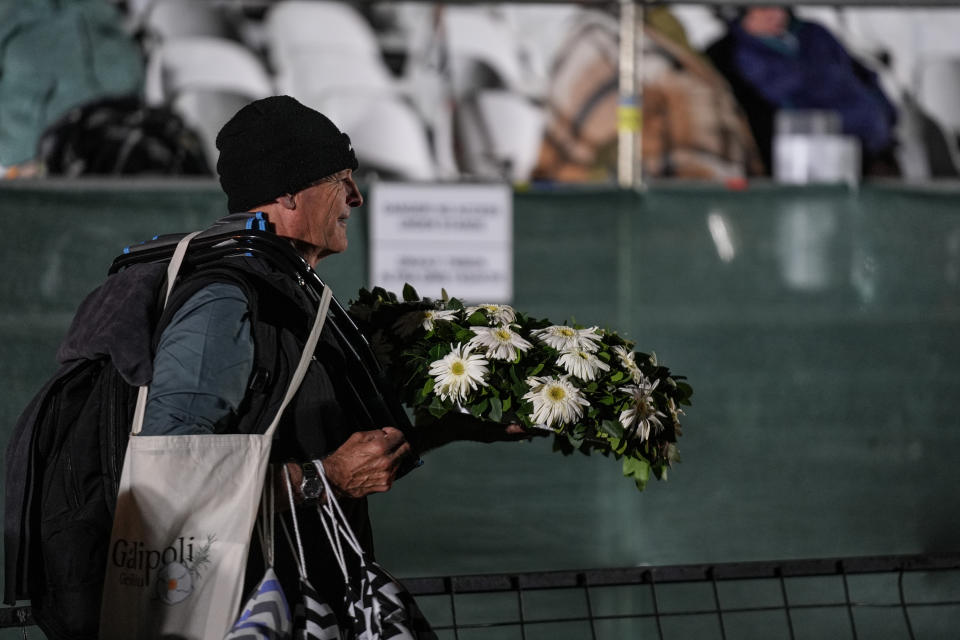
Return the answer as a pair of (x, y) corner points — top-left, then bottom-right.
(416, 377), (435, 403)
(600, 419), (623, 439)
(402, 283), (420, 302)
(623, 456), (651, 491)
(502, 396), (512, 412)
(609, 371), (624, 383)
(470, 398), (489, 418)
(488, 396), (503, 422)
(428, 395), (448, 419)
(552, 434), (575, 456)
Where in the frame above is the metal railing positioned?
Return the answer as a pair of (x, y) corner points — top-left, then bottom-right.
(2, 553), (958, 638)
(401, 553), (960, 639)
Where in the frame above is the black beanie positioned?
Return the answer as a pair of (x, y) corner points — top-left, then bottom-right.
(215, 95), (359, 212)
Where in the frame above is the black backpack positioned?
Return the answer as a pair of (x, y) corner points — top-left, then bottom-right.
(3, 221), (272, 639)
(3, 218), (413, 639)
(36, 95), (211, 177)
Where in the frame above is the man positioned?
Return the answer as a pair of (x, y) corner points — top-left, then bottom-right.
(142, 95), (521, 620)
(143, 96), (411, 498)
(706, 6), (900, 176)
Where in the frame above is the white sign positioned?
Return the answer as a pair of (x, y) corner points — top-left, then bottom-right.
(369, 182), (513, 303)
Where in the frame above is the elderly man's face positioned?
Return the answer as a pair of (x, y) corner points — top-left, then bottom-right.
(291, 169), (363, 261)
(742, 7), (789, 37)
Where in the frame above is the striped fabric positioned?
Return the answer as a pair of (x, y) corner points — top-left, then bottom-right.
(346, 563), (436, 640)
(224, 567), (292, 640)
(294, 577), (342, 640)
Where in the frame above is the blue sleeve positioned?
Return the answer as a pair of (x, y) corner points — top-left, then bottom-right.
(141, 283), (254, 436)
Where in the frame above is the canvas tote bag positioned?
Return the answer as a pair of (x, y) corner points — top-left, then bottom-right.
(100, 231), (333, 639)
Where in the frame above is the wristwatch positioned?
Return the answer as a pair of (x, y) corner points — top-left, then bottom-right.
(299, 461), (323, 504)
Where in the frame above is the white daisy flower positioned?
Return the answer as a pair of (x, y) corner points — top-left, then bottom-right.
(532, 325), (603, 353)
(619, 378), (666, 442)
(557, 348), (611, 381)
(394, 308), (459, 336)
(613, 345), (644, 383)
(428, 343), (489, 403)
(465, 303), (516, 325)
(468, 324), (533, 361)
(522, 375), (590, 430)
(422, 309), (458, 330)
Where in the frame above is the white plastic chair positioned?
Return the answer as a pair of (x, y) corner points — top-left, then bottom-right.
(456, 90), (545, 183)
(914, 55), (960, 135)
(136, 0), (234, 50)
(433, 7), (548, 182)
(311, 95), (437, 181)
(264, 1), (437, 180)
(144, 36), (275, 167)
(441, 7), (531, 97)
(265, 0), (396, 97)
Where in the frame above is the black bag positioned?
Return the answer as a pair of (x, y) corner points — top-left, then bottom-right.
(3, 227), (274, 639)
(36, 95), (211, 176)
(3, 262), (166, 640)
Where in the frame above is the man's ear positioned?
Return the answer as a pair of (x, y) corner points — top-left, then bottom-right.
(275, 193), (297, 210)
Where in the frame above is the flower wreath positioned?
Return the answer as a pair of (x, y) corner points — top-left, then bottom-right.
(349, 285), (693, 491)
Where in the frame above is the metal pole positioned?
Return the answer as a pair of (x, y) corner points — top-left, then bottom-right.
(617, 0), (637, 188)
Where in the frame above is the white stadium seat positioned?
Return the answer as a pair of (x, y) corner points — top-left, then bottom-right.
(144, 36), (275, 167)
(264, 0), (437, 180)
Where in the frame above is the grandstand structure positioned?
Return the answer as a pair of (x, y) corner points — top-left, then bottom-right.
(112, 0), (960, 186)
(2, 2), (960, 639)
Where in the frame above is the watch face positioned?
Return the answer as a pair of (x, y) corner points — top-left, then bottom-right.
(302, 478), (322, 500)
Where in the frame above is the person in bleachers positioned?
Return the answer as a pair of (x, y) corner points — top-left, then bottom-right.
(531, 7), (764, 183)
(706, 6), (900, 177)
(0, 0), (144, 178)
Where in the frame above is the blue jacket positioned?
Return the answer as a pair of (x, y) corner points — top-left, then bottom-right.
(708, 16), (898, 171)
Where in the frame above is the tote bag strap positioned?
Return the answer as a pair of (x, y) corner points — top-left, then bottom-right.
(256, 467), (278, 567)
(130, 229), (334, 439)
(280, 465), (309, 581)
(263, 285), (332, 439)
(313, 461), (367, 579)
(131, 230), (201, 435)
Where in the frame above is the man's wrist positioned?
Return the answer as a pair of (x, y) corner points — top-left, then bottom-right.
(299, 459), (324, 504)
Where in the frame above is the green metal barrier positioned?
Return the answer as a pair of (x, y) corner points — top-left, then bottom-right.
(1, 180), (958, 639)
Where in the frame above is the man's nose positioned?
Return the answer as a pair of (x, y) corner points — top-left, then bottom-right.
(346, 177), (363, 207)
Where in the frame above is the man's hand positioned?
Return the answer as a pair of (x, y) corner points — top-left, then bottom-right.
(322, 427), (412, 498)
